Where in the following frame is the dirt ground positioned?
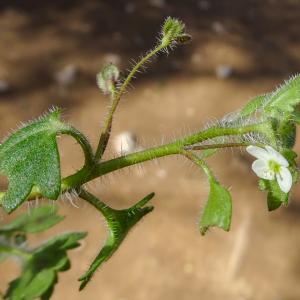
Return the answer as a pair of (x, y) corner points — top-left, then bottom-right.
(1, 1), (300, 299)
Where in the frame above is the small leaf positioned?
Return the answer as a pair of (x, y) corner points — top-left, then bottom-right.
(0, 205), (64, 235)
(4, 231), (86, 300)
(199, 177), (232, 235)
(264, 74), (300, 116)
(239, 94), (266, 118)
(0, 109), (66, 213)
(21, 269), (56, 300)
(78, 191), (154, 290)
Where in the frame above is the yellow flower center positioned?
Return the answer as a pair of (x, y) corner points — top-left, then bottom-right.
(268, 160), (281, 174)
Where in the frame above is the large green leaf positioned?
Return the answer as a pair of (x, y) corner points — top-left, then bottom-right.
(0, 109), (66, 213)
(0, 205), (64, 235)
(78, 191), (154, 290)
(199, 177), (232, 235)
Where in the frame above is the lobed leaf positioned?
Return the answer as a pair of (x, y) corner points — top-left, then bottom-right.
(4, 231), (86, 300)
(199, 177), (232, 235)
(78, 191), (154, 290)
(0, 109), (67, 213)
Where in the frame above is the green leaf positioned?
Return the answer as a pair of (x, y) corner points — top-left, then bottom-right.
(0, 109), (66, 213)
(0, 205), (64, 235)
(238, 75), (300, 122)
(199, 177), (232, 235)
(264, 75), (300, 116)
(239, 94), (266, 118)
(21, 269), (56, 300)
(78, 191), (154, 290)
(4, 231), (86, 300)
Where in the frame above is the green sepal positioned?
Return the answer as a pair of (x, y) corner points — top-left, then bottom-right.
(0, 109), (67, 213)
(199, 177), (232, 235)
(78, 191), (154, 290)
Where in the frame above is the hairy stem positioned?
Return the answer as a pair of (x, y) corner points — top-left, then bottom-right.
(61, 126), (95, 166)
(0, 122), (269, 205)
(181, 150), (212, 179)
(95, 44), (165, 161)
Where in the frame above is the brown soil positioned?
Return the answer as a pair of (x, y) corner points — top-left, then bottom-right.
(0, 1), (300, 299)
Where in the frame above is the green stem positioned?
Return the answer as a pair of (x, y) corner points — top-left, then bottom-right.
(181, 150), (212, 179)
(94, 43), (165, 161)
(61, 126), (95, 167)
(77, 188), (110, 218)
(64, 123), (264, 187)
(184, 141), (265, 151)
(0, 121), (269, 203)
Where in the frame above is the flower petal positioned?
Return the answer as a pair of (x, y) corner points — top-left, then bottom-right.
(246, 146), (270, 161)
(252, 159), (275, 180)
(265, 146), (289, 167)
(276, 167), (292, 193)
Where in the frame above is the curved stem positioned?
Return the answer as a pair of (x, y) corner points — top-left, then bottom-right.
(181, 150), (212, 179)
(95, 44), (165, 161)
(61, 126), (95, 167)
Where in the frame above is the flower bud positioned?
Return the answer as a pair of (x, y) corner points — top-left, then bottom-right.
(97, 63), (119, 95)
(160, 17), (187, 47)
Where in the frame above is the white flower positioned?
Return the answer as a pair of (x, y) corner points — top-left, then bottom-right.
(246, 145), (292, 193)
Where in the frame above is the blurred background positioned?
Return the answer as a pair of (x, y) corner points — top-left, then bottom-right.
(0, 1), (300, 299)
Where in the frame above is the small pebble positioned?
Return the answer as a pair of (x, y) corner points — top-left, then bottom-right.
(215, 65), (233, 79)
(55, 65), (78, 86)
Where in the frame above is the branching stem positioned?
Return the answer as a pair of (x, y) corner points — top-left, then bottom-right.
(94, 44), (165, 161)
